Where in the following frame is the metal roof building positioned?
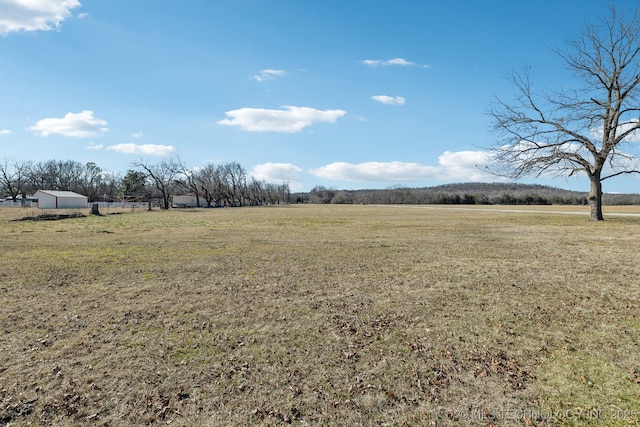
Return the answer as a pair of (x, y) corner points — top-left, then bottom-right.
(34, 190), (88, 209)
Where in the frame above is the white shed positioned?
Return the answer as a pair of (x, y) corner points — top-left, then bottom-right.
(173, 194), (199, 208)
(35, 190), (88, 209)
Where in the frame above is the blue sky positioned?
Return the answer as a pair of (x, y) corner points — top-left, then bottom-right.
(1, 0), (639, 193)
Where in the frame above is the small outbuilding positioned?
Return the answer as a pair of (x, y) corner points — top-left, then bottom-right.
(173, 194), (200, 208)
(34, 190), (88, 209)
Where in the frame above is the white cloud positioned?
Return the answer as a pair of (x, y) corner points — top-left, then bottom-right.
(252, 162), (302, 181)
(372, 95), (406, 106)
(0, 129), (14, 135)
(0, 0), (81, 34)
(311, 161), (440, 182)
(437, 150), (494, 181)
(310, 151), (494, 183)
(361, 58), (430, 68)
(131, 131), (144, 138)
(218, 106), (346, 133)
(253, 69), (286, 82)
(28, 110), (108, 138)
(252, 162), (303, 190)
(87, 143), (103, 150)
(106, 143), (176, 156)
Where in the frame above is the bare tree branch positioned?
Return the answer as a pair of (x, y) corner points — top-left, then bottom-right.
(488, 4), (640, 220)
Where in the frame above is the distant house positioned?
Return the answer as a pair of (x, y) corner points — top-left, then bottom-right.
(34, 190), (88, 209)
(173, 194), (200, 208)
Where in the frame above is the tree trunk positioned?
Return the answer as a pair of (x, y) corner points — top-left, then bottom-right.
(588, 175), (604, 220)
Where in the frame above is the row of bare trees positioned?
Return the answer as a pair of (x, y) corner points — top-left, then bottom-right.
(0, 157), (290, 208)
(130, 158), (290, 208)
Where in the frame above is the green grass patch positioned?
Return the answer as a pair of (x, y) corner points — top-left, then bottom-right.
(535, 352), (640, 426)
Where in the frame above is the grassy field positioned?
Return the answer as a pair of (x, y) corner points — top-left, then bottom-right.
(1, 204), (639, 426)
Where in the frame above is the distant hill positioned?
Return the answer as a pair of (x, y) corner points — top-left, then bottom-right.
(296, 182), (640, 205)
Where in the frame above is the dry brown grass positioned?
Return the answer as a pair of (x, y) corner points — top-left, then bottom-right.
(1, 205), (639, 426)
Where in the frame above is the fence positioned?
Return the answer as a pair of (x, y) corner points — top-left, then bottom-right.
(0, 201), (149, 223)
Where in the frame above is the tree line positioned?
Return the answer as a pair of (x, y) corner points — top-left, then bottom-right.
(0, 158), (291, 208)
(304, 183), (640, 206)
(4, 157), (638, 209)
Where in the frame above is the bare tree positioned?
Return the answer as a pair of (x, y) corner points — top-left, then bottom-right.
(97, 171), (122, 202)
(246, 177), (265, 206)
(133, 158), (179, 210)
(172, 158), (202, 207)
(488, 5), (640, 220)
(26, 160), (85, 192)
(194, 163), (223, 207)
(79, 162), (103, 202)
(25, 161), (48, 192)
(0, 158), (31, 201)
(221, 162), (247, 206)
